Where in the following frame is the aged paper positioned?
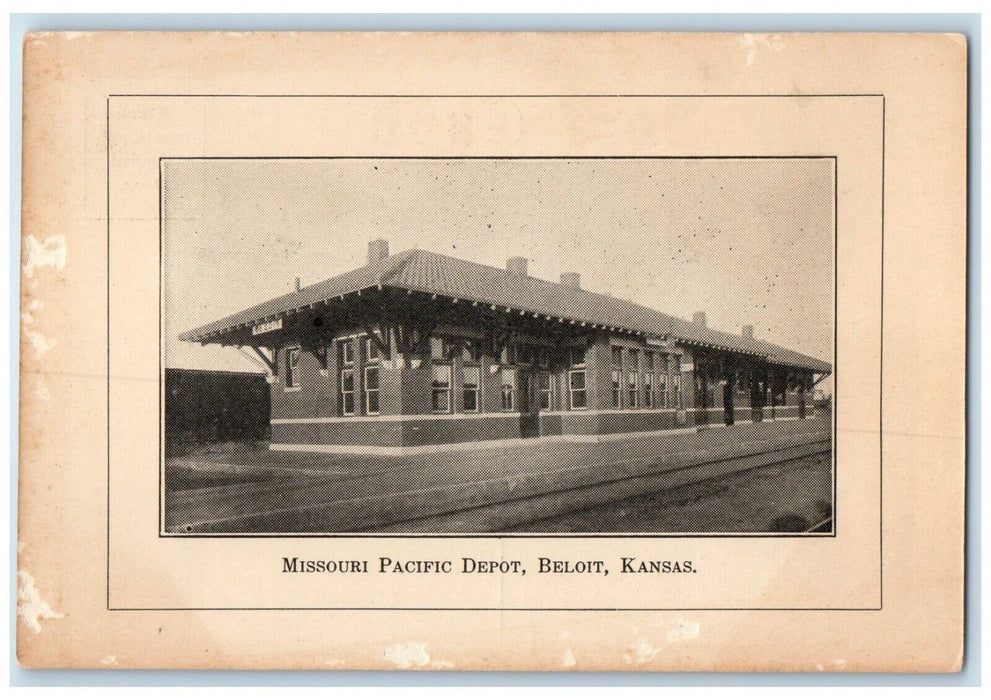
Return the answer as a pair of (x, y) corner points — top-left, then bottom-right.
(18, 32), (965, 671)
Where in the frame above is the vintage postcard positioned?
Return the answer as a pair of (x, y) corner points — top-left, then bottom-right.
(18, 32), (966, 671)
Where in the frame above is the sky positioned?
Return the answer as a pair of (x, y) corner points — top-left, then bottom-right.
(162, 158), (834, 386)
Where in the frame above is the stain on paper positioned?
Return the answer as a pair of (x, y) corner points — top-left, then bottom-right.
(382, 642), (455, 669)
(383, 641), (431, 669)
(17, 570), (62, 633)
(623, 617), (701, 665)
(738, 33), (785, 67)
(22, 298), (56, 357)
(21, 299), (43, 325)
(23, 234), (67, 278)
(34, 380), (51, 404)
(24, 330), (56, 357)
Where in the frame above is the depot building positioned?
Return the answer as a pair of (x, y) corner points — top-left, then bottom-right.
(180, 240), (832, 454)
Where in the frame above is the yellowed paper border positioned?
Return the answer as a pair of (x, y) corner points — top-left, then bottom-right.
(18, 32), (965, 671)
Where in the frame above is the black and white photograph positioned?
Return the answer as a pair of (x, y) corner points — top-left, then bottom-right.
(162, 157), (834, 535)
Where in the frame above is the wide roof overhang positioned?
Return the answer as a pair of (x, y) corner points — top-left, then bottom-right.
(181, 284), (844, 373)
(179, 248), (830, 374)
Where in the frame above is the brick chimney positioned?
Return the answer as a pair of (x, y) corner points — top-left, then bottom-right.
(506, 256), (528, 277)
(560, 272), (581, 289)
(368, 239), (389, 264)
(693, 312), (707, 327)
(742, 324), (754, 339)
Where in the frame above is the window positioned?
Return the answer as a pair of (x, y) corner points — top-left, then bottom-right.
(462, 366), (480, 413)
(432, 364), (452, 413)
(569, 369), (587, 410)
(500, 368), (517, 412)
(628, 348), (639, 371)
(672, 373), (682, 409)
(286, 348), (300, 388)
(611, 346), (623, 408)
(538, 371), (553, 410)
(659, 353), (669, 374)
(611, 346), (624, 367)
(365, 336), (381, 362)
(364, 366), (380, 415)
(340, 368), (356, 415)
(569, 347), (586, 367)
(644, 372), (654, 408)
(628, 350), (641, 408)
(645, 350), (654, 371)
(340, 339), (354, 366)
(658, 373), (668, 408)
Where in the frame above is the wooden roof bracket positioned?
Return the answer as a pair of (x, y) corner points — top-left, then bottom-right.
(245, 346), (277, 375)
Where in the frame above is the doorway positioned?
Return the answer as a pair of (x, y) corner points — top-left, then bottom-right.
(517, 371), (541, 438)
(723, 381), (734, 426)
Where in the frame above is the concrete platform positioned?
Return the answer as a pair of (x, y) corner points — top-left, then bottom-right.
(164, 417), (832, 534)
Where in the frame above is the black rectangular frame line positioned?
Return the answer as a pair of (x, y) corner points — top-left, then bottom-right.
(155, 154), (837, 541)
(106, 93), (882, 612)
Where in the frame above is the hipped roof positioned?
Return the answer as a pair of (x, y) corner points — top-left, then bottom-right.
(180, 248), (831, 373)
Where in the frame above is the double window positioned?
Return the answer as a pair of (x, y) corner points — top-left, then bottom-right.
(611, 346), (623, 408)
(568, 346), (587, 410)
(462, 366), (480, 413)
(657, 372), (668, 408)
(643, 372), (654, 408)
(338, 338), (358, 415)
(538, 371), (553, 410)
(340, 368), (356, 416)
(432, 364), (452, 413)
(286, 348), (300, 388)
(569, 369), (587, 410)
(363, 335), (383, 415)
(364, 366), (380, 415)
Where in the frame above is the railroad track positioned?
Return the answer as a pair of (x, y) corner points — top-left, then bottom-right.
(500, 448), (834, 533)
(369, 438), (831, 533)
(170, 426), (831, 534)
